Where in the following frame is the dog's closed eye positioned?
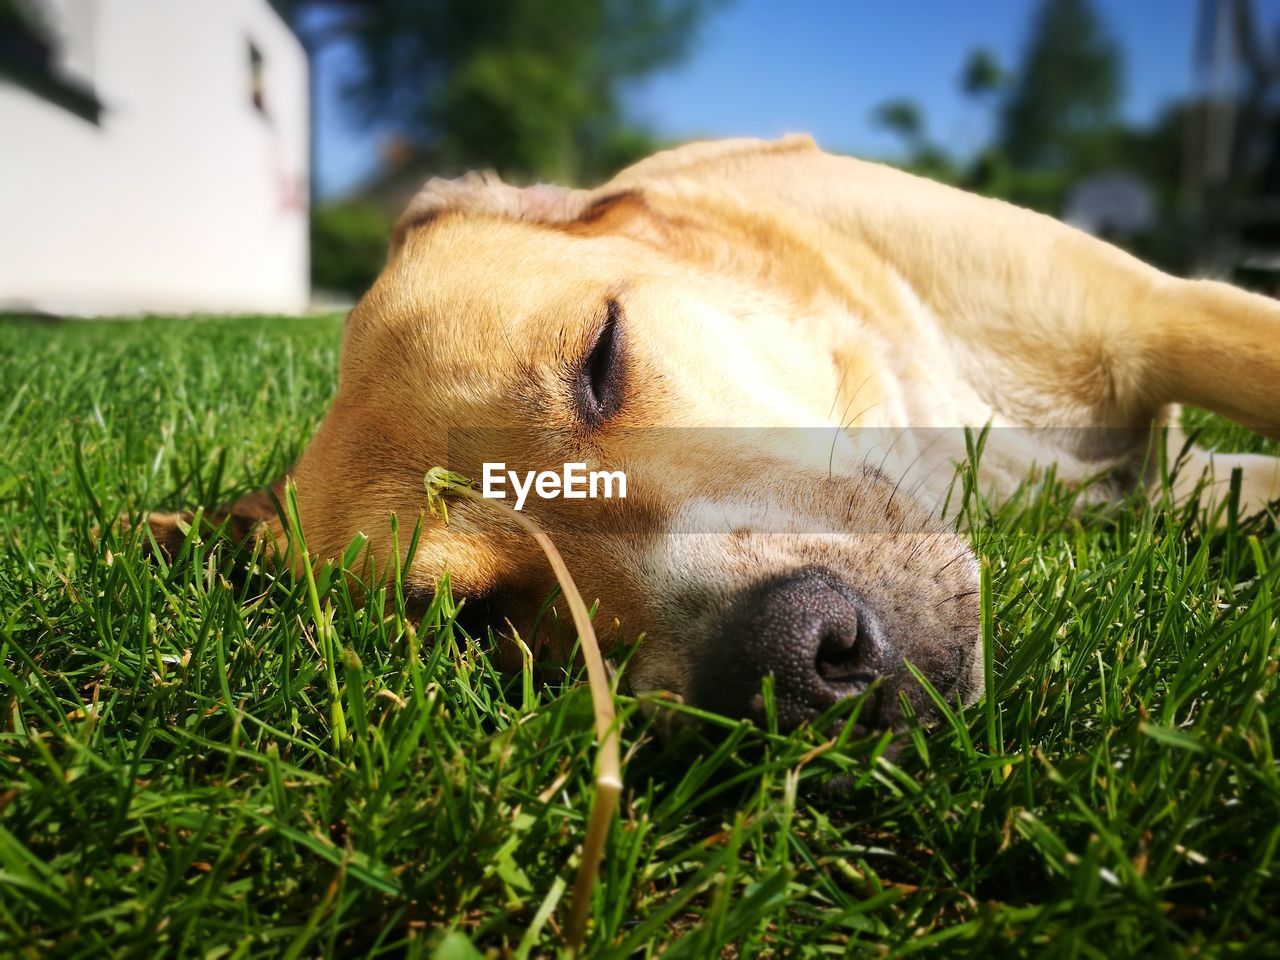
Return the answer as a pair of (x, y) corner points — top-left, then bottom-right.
(575, 299), (625, 427)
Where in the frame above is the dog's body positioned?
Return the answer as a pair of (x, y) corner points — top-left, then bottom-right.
(150, 136), (1280, 729)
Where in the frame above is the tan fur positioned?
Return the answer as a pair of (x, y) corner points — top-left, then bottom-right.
(146, 136), (1280, 717)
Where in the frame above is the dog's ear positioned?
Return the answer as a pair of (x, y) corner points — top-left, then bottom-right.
(136, 480), (287, 561)
(391, 171), (596, 256)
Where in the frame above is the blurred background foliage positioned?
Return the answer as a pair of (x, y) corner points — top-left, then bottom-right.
(874, 0), (1192, 269)
(875, 0), (1279, 286)
(285, 0), (724, 294)
(280, 0), (1280, 301)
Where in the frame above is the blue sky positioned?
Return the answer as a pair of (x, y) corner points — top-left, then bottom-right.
(311, 0), (1277, 199)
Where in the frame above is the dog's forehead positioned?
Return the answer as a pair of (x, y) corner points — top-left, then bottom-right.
(337, 215), (643, 409)
(356, 216), (635, 348)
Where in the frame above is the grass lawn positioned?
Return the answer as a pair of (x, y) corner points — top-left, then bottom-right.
(1, 313), (1278, 958)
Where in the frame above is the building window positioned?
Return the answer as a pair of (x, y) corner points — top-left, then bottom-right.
(0, 0), (102, 123)
(248, 40), (267, 116)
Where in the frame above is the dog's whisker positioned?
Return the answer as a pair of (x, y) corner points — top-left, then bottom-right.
(935, 589), (981, 608)
(936, 546), (976, 575)
(828, 369), (878, 479)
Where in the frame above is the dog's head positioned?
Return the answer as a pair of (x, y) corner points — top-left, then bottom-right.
(155, 151), (983, 731)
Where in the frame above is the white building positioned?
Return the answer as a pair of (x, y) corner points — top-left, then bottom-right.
(0, 0), (309, 316)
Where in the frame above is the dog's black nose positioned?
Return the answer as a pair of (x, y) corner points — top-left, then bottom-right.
(694, 567), (896, 729)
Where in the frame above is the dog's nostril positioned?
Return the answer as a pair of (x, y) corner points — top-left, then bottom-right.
(815, 622), (870, 683)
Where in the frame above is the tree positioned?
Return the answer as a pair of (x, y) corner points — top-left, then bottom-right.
(873, 98), (925, 150)
(998, 0), (1121, 169)
(960, 48), (1003, 100)
(870, 98), (956, 181)
(282, 0), (723, 185)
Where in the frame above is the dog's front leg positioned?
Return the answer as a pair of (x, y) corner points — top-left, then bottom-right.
(1146, 279), (1280, 442)
(1146, 280), (1280, 516)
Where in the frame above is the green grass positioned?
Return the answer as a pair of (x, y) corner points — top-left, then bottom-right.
(1, 314), (1278, 958)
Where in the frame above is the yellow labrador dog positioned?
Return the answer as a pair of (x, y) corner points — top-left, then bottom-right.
(147, 136), (1280, 730)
